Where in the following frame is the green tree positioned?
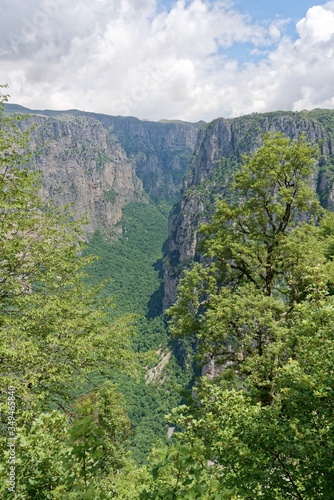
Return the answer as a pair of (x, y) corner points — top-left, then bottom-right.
(2, 411), (79, 499)
(163, 133), (334, 498)
(0, 87), (136, 495)
(1, 384), (143, 499)
(141, 441), (224, 500)
(69, 382), (132, 484)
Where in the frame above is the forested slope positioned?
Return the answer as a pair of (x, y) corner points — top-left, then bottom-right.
(2, 93), (334, 497)
(84, 202), (195, 463)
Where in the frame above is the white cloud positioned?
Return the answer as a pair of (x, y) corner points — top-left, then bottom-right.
(0, 0), (334, 121)
(296, 3), (334, 43)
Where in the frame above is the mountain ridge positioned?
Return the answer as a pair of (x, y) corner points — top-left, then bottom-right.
(5, 103), (201, 235)
(6, 103), (334, 311)
(163, 109), (334, 308)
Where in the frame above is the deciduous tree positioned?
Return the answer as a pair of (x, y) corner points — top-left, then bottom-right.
(0, 86), (136, 495)
(163, 133), (334, 498)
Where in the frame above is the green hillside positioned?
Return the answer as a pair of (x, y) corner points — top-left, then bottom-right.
(3, 88), (334, 497)
(84, 201), (195, 463)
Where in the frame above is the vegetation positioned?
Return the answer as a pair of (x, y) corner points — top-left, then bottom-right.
(147, 133), (334, 498)
(86, 202), (167, 319)
(103, 188), (118, 203)
(0, 86), (140, 497)
(2, 82), (334, 498)
(85, 202), (196, 464)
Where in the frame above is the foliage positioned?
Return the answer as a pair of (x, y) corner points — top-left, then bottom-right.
(0, 87), (138, 495)
(103, 188), (118, 203)
(161, 133), (334, 498)
(1, 411), (77, 499)
(69, 382), (132, 477)
(86, 202), (168, 319)
(84, 201), (196, 464)
(141, 441), (223, 500)
(0, 383), (145, 498)
(169, 311), (334, 499)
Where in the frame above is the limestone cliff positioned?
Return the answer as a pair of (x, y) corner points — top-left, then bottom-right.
(20, 114), (144, 237)
(7, 104), (202, 204)
(163, 110), (334, 308)
(81, 114), (203, 202)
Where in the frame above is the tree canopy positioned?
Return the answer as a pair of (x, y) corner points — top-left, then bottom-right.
(159, 133), (334, 499)
(0, 86), (140, 497)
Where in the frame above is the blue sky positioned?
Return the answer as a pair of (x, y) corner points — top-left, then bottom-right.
(235, 0), (316, 23)
(161, 0), (316, 21)
(0, 0), (334, 121)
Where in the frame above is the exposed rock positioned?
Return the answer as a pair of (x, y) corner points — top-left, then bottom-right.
(167, 426), (175, 439)
(87, 114), (202, 202)
(163, 110), (334, 308)
(201, 358), (233, 379)
(20, 114), (144, 237)
(7, 104), (202, 204)
(145, 350), (172, 384)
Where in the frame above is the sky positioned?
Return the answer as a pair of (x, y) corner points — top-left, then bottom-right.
(0, 0), (333, 122)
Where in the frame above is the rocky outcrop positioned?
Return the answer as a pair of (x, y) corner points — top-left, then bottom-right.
(20, 114), (144, 237)
(7, 104), (202, 204)
(145, 349), (172, 384)
(163, 110), (334, 308)
(84, 115), (203, 202)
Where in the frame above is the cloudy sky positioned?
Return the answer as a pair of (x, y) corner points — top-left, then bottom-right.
(0, 0), (333, 122)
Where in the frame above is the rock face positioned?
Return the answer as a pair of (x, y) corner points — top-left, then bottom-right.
(6, 104), (203, 239)
(20, 114), (144, 237)
(163, 110), (334, 308)
(82, 114), (203, 202)
(7, 104), (202, 205)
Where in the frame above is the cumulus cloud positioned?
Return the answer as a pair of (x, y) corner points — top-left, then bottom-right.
(0, 0), (333, 121)
(296, 3), (334, 43)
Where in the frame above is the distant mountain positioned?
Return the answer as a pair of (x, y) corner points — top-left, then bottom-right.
(5, 103), (202, 208)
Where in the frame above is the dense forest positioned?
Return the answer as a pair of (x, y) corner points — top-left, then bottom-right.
(1, 86), (334, 499)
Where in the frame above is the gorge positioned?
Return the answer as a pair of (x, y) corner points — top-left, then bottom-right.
(4, 101), (334, 477)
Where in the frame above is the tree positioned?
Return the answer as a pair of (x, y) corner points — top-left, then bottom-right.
(0, 87), (136, 495)
(140, 440), (224, 500)
(164, 133), (334, 498)
(2, 382), (142, 499)
(69, 382), (132, 483)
